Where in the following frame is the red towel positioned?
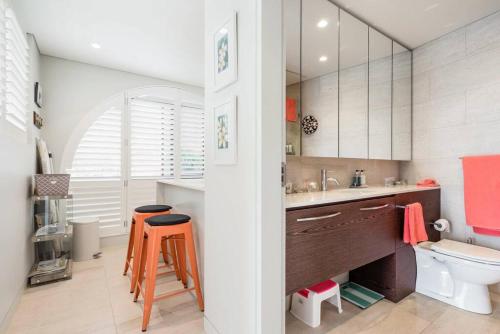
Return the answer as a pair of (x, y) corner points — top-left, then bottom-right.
(403, 203), (428, 246)
(462, 155), (500, 236)
(286, 97), (297, 122)
(417, 178), (439, 187)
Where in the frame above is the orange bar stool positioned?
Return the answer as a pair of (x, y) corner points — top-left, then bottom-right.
(123, 205), (178, 293)
(134, 214), (204, 332)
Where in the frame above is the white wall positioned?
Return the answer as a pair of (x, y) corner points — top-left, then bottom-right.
(0, 33), (41, 330)
(402, 11), (500, 250)
(39, 56), (203, 171)
(203, 0), (283, 333)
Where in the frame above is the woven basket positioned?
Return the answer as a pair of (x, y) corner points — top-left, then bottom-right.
(34, 174), (70, 196)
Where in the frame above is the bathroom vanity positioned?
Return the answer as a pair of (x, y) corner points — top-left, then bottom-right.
(286, 186), (440, 302)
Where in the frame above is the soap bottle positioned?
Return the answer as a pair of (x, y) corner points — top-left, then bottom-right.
(352, 170), (360, 187)
(360, 170), (366, 187)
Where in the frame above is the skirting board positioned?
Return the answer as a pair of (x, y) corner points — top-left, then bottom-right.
(204, 316), (221, 334)
(0, 284), (24, 334)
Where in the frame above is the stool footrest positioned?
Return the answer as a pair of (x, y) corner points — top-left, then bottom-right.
(153, 287), (195, 302)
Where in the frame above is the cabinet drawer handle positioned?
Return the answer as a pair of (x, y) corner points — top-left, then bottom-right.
(297, 212), (342, 222)
(359, 204), (390, 211)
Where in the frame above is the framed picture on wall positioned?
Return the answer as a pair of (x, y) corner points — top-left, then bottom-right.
(213, 11), (238, 91)
(34, 82), (43, 108)
(214, 96), (238, 165)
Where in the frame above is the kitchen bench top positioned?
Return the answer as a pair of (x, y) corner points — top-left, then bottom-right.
(286, 185), (439, 209)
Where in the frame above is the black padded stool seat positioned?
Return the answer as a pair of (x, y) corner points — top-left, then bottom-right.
(145, 214), (191, 226)
(135, 205), (172, 213)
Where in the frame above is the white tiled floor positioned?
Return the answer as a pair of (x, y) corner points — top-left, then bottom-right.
(7, 245), (500, 333)
(7, 245), (204, 334)
(286, 289), (500, 334)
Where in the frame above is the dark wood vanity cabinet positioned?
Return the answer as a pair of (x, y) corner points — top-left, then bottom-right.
(351, 188), (441, 302)
(349, 197), (397, 269)
(286, 188), (441, 302)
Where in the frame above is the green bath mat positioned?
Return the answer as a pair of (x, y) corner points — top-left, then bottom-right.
(340, 282), (384, 309)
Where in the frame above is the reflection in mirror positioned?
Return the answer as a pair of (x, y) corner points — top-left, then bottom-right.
(339, 10), (368, 159)
(392, 42), (412, 160)
(300, 0), (339, 157)
(285, 0), (301, 156)
(368, 28), (392, 160)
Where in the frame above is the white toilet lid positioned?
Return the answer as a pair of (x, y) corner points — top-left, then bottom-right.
(431, 239), (500, 265)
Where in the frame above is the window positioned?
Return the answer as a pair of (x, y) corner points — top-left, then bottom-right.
(68, 107), (122, 179)
(65, 88), (204, 236)
(4, 7), (29, 132)
(67, 107), (124, 236)
(180, 104), (205, 178)
(129, 98), (175, 179)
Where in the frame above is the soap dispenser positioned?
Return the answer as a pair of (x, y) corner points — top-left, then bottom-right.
(360, 170), (366, 187)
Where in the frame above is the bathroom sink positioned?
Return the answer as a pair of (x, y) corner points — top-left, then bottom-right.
(336, 188), (378, 195)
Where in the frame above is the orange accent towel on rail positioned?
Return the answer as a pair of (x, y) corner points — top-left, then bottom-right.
(462, 155), (500, 236)
(403, 203), (428, 246)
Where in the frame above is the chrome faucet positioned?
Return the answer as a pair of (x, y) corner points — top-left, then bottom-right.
(320, 169), (340, 191)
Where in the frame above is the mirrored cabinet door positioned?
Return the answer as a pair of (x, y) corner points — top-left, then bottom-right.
(339, 10), (369, 159)
(368, 28), (392, 160)
(300, 0), (339, 157)
(285, 0), (301, 156)
(392, 42), (412, 161)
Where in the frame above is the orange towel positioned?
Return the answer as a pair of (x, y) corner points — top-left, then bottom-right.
(286, 97), (297, 122)
(403, 203), (428, 246)
(462, 155), (500, 236)
(417, 178), (439, 187)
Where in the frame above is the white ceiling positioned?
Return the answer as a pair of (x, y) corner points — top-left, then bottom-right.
(334, 0), (500, 49)
(286, 0), (500, 85)
(13, 0), (205, 87)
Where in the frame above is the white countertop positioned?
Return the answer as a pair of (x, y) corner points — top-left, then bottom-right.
(157, 179), (205, 191)
(286, 185), (439, 209)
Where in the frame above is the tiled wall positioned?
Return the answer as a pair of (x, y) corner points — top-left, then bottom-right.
(401, 11), (500, 250)
(286, 156), (400, 190)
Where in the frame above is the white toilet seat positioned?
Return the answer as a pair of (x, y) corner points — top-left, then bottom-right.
(431, 239), (500, 266)
(414, 239), (500, 314)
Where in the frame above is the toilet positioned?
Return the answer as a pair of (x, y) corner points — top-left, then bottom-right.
(414, 239), (500, 314)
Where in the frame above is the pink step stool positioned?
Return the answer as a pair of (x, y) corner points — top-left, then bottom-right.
(290, 279), (342, 328)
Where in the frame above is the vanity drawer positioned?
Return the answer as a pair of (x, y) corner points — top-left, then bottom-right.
(286, 203), (353, 295)
(348, 197), (397, 269)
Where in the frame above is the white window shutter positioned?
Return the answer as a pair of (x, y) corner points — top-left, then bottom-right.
(67, 107), (124, 236)
(129, 98), (176, 179)
(0, 1), (5, 117)
(4, 8), (29, 132)
(68, 107), (122, 179)
(180, 105), (205, 179)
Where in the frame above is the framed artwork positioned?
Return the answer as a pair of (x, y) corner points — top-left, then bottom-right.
(214, 96), (238, 165)
(213, 12), (238, 91)
(34, 82), (43, 108)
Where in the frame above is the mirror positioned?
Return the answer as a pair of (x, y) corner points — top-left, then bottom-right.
(339, 10), (368, 159)
(392, 42), (412, 160)
(368, 28), (392, 160)
(285, 0), (301, 156)
(300, 0), (339, 157)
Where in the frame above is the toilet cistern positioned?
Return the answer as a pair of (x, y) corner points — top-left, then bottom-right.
(320, 169), (340, 191)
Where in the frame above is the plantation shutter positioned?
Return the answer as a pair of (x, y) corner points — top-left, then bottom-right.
(4, 8), (29, 132)
(68, 107), (122, 179)
(0, 1), (5, 117)
(129, 98), (175, 179)
(180, 105), (205, 179)
(67, 107), (124, 236)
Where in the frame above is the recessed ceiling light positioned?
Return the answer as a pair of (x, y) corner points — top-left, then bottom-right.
(424, 3), (440, 11)
(91, 43), (101, 49)
(317, 19), (328, 28)
(319, 55), (328, 62)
